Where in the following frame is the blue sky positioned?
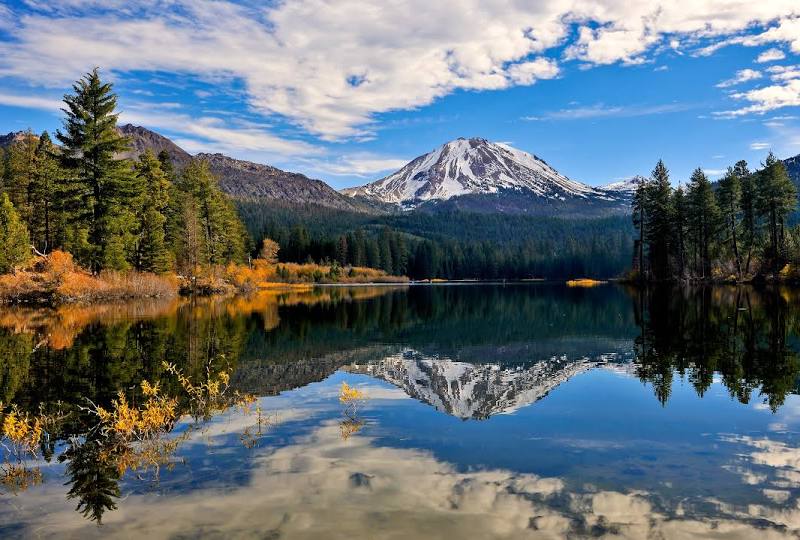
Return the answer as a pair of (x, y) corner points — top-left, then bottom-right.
(0, 1), (799, 189)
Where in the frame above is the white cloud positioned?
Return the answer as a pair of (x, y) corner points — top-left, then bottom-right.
(751, 142), (771, 150)
(507, 58), (560, 85)
(697, 17), (800, 57)
(717, 78), (800, 117)
(305, 154), (410, 177)
(0, 92), (63, 111)
(0, 1), (799, 140)
(703, 168), (726, 177)
(716, 69), (762, 88)
(768, 65), (800, 82)
(757, 48), (787, 63)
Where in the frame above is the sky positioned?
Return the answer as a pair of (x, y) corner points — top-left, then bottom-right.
(0, 1), (799, 190)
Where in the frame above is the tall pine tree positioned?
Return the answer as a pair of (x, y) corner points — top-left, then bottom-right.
(133, 150), (171, 273)
(687, 168), (720, 279)
(645, 160), (673, 280)
(56, 68), (137, 272)
(717, 166), (743, 278)
(756, 152), (797, 273)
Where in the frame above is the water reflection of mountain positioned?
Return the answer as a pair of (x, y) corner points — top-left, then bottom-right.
(345, 349), (634, 419)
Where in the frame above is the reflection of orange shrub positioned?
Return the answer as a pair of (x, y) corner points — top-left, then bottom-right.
(0, 298), (184, 349)
(566, 278), (606, 288)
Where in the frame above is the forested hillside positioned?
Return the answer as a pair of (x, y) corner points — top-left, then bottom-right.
(237, 199), (634, 280)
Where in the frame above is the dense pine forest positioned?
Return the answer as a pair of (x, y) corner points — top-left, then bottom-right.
(237, 200), (633, 280)
(632, 157), (798, 282)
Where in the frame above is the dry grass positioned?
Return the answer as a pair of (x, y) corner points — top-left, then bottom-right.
(0, 250), (180, 304)
(221, 260), (407, 293)
(0, 250), (407, 304)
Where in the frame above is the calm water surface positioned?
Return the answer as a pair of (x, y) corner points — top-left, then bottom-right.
(1, 284), (800, 538)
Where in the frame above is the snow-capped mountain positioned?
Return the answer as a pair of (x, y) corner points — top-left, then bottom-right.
(347, 349), (631, 419)
(599, 176), (645, 195)
(342, 137), (632, 215)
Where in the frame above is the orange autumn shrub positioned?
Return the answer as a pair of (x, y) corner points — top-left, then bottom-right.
(43, 250), (75, 282)
(0, 272), (41, 302)
(1, 250), (180, 303)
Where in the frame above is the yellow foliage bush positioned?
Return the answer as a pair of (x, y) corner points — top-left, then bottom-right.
(1, 407), (43, 460)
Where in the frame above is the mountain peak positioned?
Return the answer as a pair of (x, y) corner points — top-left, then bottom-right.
(599, 176), (645, 194)
(342, 137), (624, 214)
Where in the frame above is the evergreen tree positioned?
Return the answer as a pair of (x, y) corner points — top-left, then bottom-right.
(157, 150), (177, 182)
(379, 228), (393, 274)
(336, 235), (348, 265)
(31, 131), (64, 253)
(756, 152), (797, 273)
(2, 130), (38, 224)
(133, 151), (171, 272)
(645, 160), (673, 280)
(175, 159), (246, 266)
(671, 186), (687, 279)
(717, 166), (743, 278)
(687, 168), (719, 278)
(0, 193), (32, 273)
(56, 68), (137, 272)
(631, 175), (648, 279)
(735, 161), (757, 274)
(176, 197), (204, 277)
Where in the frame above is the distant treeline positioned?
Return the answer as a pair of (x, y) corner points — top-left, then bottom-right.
(238, 200), (634, 280)
(0, 69), (248, 276)
(632, 157), (797, 281)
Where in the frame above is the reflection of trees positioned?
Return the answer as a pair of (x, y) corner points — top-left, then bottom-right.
(0, 329), (32, 404)
(2, 310), (248, 438)
(634, 286), (800, 409)
(61, 436), (121, 524)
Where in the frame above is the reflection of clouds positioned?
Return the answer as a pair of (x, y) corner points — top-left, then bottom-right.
(755, 395), (800, 432)
(4, 422), (799, 539)
(720, 434), (800, 531)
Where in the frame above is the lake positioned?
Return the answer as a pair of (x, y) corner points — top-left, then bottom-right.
(1, 283), (799, 538)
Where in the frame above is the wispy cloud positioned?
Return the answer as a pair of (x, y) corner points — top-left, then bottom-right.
(304, 154), (409, 178)
(0, 92), (62, 112)
(716, 68), (762, 88)
(750, 142), (771, 150)
(118, 107), (322, 158)
(522, 102), (693, 121)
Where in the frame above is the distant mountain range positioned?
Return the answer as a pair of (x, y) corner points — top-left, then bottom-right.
(4, 127), (799, 217)
(116, 125), (368, 212)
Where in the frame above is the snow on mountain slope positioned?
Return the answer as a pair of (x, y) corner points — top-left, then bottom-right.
(347, 349), (630, 419)
(342, 137), (623, 208)
(599, 176), (645, 195)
